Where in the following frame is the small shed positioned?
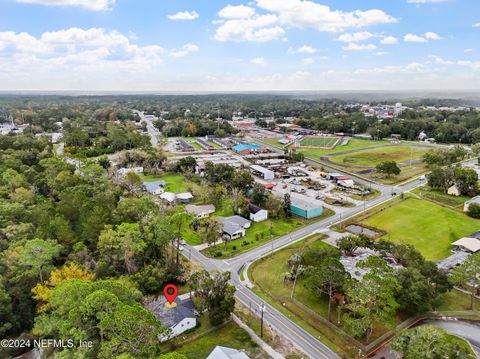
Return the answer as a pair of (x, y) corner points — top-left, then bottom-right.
(447, 185), (460, 197)
(248, 203), (268, 222)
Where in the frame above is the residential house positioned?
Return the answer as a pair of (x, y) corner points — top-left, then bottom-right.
(248, 204), (268, 222)
(464, 196), (480, 212)
(219, 216), (251, 240)
(118, 166), (144, 176)
(160, 192), (177, 204)
(452, 237), (480, 253)
(144, 180), (166, 195)
(207, 346), (250, 359)
(176, 192), (194, 204)
(146, 297), (197, 342)
(185, 204), (215, 219)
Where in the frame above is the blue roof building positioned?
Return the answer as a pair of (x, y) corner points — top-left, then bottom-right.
(232, 143), (262, 152)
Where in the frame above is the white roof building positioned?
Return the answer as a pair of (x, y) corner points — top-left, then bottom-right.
(452, 237), (480, 253)
(118, 166), (144, 176)
(207, 346), (250, 359)
(250, 165), (275, 180)
(185, 204), (215, 218)
(160, 192), (177, 203)
(464, 196), (480, 212)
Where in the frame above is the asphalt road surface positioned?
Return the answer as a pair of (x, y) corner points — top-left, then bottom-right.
(180, 171), (423, 358)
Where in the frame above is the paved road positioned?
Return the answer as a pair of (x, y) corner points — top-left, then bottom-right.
(180, 172), (423, 358)
(133, 110), (161, 147)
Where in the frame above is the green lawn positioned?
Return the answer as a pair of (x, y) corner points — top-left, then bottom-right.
(412, 186), (471, 212)
(249, 234), (366, 357)
(248, 232), (480, 358)
(262, 137), (389, 158)
(437, 289), (480, 312)
(163, 316), (264, 359)
(201, 210), (334, 259)
(142, 173), (189, 192)
(330, 145), (429, 168)
(360, 197), (480, 261)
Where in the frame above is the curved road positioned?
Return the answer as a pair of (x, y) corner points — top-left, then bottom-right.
(181, 174), (422, 358)
(139, 121), (423, 358)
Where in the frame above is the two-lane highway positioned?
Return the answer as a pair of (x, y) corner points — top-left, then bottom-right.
(180, 175), (423, 358)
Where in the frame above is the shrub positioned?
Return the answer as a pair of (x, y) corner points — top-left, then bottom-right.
(214, 251), (223, 257)
(467, 203), (480, 218)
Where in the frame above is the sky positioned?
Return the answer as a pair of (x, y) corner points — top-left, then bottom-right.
(0, 0), (479, 92)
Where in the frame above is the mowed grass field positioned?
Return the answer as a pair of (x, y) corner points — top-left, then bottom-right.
(164, 315), (264, 359)
(330, 145), (430, 167)
(142, 173), (190, 192)
(299, 136), (339, 147)
(262, 137), (388, 157)
(360, 197), (480, 261)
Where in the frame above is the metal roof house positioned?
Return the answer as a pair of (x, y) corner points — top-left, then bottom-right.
(464, 196), (480, 212)
(144, 180), (166, 194)
(185, 204), (215, 218)
(146, 297), (197, 342)
(219, 216), (251, 240)
(452, 237), (480, 253)
(248, 203), (268, 222)
(207, 346), (250, 359)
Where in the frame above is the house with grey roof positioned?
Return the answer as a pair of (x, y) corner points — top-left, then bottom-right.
(219, 215), (251, 240)
(464, 196), (480, 212)
(145, 297), (197, 342)
(207, 346), (250, 359)
(185, 204), (215, 218)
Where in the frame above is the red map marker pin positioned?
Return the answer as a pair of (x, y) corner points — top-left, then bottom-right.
(163, 284), (178, 304)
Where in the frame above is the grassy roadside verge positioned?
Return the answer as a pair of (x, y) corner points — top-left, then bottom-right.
(201, 209), (334, 259)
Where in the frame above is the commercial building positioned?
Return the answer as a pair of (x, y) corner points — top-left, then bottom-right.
(290, 195), (324, 219)
(250, 165), (275, 180)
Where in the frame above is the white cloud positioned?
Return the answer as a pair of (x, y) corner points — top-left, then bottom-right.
(376, 51), (389, 56)
(464, 48), (474, 53)
(288, 45), (318, 54)
(457, 60), (480, 70)
(404, 34), (427, 42)
(381, 36), (398, 45)
(429, 55), (453, 65)
(251, 57), (268, 66)
(302, 57), (315, 64)
(0, 27), (199, 78)
(169, 43), (199, 58)
(255, 0), (397, 32)
(218, 5), (256, 19)
(404, 32), (441, 43)
(214, 1), (396, 42)
(473, 23), (480, 28)
(407, 0), (448, 3)
(16, 0), (115, 11)
(336, 32), (373, 43)
(214, 11), (285, 42)
(424, 31), (441, 40)
(342, 43), (377, 51)
(167, 11), (199, 21)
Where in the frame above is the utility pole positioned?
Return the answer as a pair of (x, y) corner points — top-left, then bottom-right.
(259, 302), (266, 338)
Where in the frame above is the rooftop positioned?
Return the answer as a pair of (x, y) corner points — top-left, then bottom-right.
(452, 237), (480, 253)
(207, 346), (250, 359)
(146, 297), (196, 328)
